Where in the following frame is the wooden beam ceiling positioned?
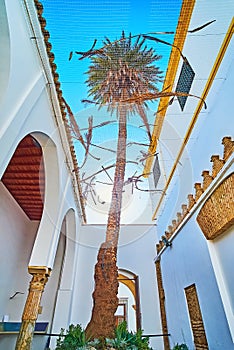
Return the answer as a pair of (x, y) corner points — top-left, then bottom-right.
(1, 135), (45, 220)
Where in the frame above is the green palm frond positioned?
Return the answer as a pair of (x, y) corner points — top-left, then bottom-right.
(85, 32), (163, 117)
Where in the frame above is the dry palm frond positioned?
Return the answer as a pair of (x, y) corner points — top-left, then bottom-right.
(124, 172), (140, 185)
(90, 39), (98, 50)
(136, 150), (158, 165)
(142, 35), (187, 62)
(62, 97), (86, 150)
(123, 172), (154, 194)
(96, 180), (113, 185)
(123, 172), (163, 193)
(155, 97), (175, 114)
(74, 39), (105, 60)
(136, 104), (151, 142)
(102, 165), (113, 183)
(95, 171), (162, 192)
(80, 120), (115, 131)
(69, 51), (73, 61)
(188, 19), (216, 33)
(97, 196), (106, 205)
(81, 160), (138, 182)
(127, 142), (150, 147)
(123, 171), (138, 194)
(70, 20), (216, 69)
(79, 116), (101, 168)
(75, 47), (107, 60)
(90, 189), (97, 205)
(122, 91), (207, 109)
(62, 97), (100, 164)
(89, 143), (116, 153)
(81, 176), (97, 204)
(137, 20), (216, 37)
(81, 99), (99, 105)
(135, 182), (164, 193)
(81, 164), (117, 182)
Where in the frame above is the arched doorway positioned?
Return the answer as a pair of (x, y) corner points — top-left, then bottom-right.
(42, 208), (76, 350)
(117, 269), (141, 331)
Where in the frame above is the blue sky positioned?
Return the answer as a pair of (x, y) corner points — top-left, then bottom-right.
(41, 0), (182, 113)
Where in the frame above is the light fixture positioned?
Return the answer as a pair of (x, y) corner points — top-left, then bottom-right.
(162, 236), (172, 247)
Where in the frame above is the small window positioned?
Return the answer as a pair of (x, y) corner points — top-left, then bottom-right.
(175, 60), (195, 111)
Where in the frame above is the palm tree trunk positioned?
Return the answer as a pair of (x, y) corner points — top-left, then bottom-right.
(85, 107), (127, 339)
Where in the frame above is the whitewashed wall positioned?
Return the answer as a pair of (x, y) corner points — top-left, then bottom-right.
(158, 163), (234, 349)
(155, 9), (234, 348)
(0, 1), (83, 349)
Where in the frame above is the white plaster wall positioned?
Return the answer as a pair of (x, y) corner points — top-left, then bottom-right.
(0, 0), (43, 142)
(156, 160), (234, 349)
(157, 34), (234, 235)
(155, 9), (234, 347)
(159, 210), (234, 349)
(207, 221), (234, 341)
(0, 182), (40, 321)
(0, 0), (10, 106)
(0, 182), (39, 349)
(117, 283), (136, 332)
(212, 225), (234, 310)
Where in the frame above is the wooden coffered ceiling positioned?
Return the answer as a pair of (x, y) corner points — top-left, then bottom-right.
(1, 135), (45, 220)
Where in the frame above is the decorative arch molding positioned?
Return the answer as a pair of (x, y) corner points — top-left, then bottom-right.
(0, 0), (10, 106)
(197, 172), (234, 240)
(118, 270), (136, 299)
(57, 208), (76, 289)
(118, 268), (141, 330)
(28, 132), (61, 267)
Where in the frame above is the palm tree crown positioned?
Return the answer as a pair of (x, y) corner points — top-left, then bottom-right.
(86, 31), (163, 115)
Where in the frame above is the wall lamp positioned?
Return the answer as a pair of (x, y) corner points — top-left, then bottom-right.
(162, 236), (172, 247)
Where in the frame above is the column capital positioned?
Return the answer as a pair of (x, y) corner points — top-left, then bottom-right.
(28, 266), (51, 276)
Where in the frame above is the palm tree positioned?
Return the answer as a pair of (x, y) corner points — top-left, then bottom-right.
(84, 32), (162, 339)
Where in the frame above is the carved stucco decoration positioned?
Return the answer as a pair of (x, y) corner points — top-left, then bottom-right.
(197, 172), (234, 240)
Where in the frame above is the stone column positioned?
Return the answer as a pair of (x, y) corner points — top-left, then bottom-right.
(15, 266), (51, 350)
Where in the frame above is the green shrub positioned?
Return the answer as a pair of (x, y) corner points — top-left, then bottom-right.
(55, 324), (91, 350)
(54, 322), (153, 349)
(105, 321), (153, 350)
